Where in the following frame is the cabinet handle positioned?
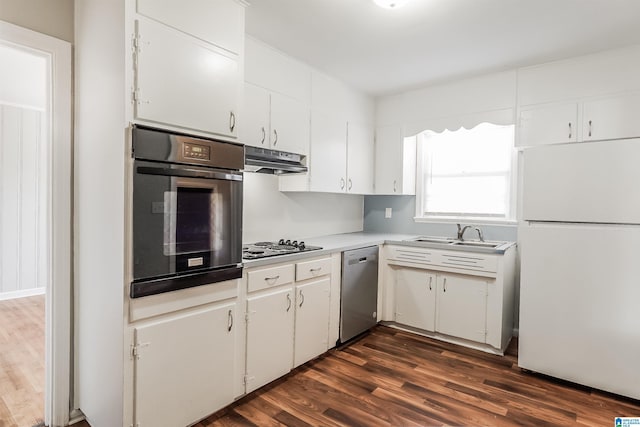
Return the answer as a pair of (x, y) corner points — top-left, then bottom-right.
(227, 309), (233, 332)
(588, 120), (592, 137)
(273, 129), (278, 145)
(310, 267), (322, 272)
(443, 278), (447, 292)
(260, 126), (266, 144)
(348, 178), (352, 191)
(299, 290), (305, 307)
(286, 293), (292, 312)
(264, 275), (280, 282)
(568, 122), (572, 139)
(229, 111), (236, 133)
(340, 178), (345, 189)
(428, 276), (433, 291)
(393, 180), (397, 193)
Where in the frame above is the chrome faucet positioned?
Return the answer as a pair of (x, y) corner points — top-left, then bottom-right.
(457, 224), (473, 241)
(474, 227), (485, 242)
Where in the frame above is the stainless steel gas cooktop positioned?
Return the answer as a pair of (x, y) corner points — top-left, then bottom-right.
(242, 239), (322, 260)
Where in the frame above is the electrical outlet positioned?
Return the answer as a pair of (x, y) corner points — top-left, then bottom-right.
(385, 208), (392, 218)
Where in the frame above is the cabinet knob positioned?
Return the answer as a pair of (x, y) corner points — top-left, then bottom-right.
(443, 277), (447, 292)
(299, 290), (305, 307)
(428, 276), (433, 291)
(340, 178), (345, 190)
(348, 178), (353, 191)
(393, 180), (397, 193)
(273, 129), (278, 145)
(286, 293), (292, 312)
(260, 127), (266, 144)
(568, 122), (572, 139)
(588, 120), (592, 138)
(227, 309), (233, 332)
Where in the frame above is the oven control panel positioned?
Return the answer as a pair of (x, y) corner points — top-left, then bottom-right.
(183, 142), (211, 161)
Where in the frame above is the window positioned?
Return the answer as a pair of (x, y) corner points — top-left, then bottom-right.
(415, 122), (516, 223)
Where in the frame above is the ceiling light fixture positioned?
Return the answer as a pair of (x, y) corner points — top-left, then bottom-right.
(373, 0), (411, 9)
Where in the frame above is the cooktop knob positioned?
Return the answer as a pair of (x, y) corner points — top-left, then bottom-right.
(285, 239), (292, 245)
(299, 241), (305, 250)
(292, 240), (298, 247)
(278, 239), (285, 245)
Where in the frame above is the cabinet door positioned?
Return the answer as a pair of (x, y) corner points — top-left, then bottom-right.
(309, 112), (347, 193)
(135, 18), (240, 138)
(436, 275), (487, 343)
(246, 287), (294, 393)
(136, 0), (244, 54)
(133, 302), (237, 427)
(394, 268), (436, 331)
(347, 122), (374, 194)
(517, 102), (578, 147)
(240, 83), (270, 148)
(374, 125), (416, 195)
(583, 93), (640, 141)
(294, 278), (331, 367)
(270, 92), (310, 155)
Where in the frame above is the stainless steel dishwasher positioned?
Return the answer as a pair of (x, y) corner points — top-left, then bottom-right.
(340, 246), (379, 343)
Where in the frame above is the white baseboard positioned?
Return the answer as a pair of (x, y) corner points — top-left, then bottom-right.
(0, 287), (46, 301)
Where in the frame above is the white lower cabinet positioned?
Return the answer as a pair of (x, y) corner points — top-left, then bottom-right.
(394, 268), (436, 331)
(294, 278), (331, 367)
(435, 274), (488, 343)
(245, 286), (294, 393)
(386, 244), (515, 353)
(132, 301), (238, 427)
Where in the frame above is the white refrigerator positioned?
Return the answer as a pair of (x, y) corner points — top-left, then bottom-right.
(519, 138), (640, 400)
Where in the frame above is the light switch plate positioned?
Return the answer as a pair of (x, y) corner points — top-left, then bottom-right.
(385, 208), (392, 218)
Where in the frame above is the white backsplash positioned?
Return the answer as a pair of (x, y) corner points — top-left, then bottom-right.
(242, 173), (364, 243)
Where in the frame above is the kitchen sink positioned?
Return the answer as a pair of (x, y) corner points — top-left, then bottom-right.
(452, 241), (501, 248)
(412, 237), (456, 244)
(402, 236), (513, 253)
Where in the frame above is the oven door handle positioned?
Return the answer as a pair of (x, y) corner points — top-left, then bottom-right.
(137, 165), (243, 182)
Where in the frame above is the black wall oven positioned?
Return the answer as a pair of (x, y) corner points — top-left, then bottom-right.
(131, 126), (244, 298)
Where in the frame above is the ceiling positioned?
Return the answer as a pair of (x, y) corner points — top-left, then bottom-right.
(245, 0), (640, 96)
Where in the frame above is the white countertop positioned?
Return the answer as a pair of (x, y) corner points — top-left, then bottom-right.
(242, 232), (416, 268)
(242, 231), (518, 268)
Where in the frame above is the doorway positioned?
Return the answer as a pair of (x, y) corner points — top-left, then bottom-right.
(0, 20), (72, 427)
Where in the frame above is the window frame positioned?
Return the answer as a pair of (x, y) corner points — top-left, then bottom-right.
(414, 123), (518, 226)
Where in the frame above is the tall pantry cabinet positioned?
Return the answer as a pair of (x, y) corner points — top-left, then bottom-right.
(74, 1), (247, 426)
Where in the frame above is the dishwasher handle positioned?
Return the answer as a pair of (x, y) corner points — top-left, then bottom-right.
(347, 254), (378, 266)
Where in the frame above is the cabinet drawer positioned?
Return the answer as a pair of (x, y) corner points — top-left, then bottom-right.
(440, 252), (497, 273)
(247, 264), (294, 293)
(387, 246), (434, 265)
(295, 257), (332, 281)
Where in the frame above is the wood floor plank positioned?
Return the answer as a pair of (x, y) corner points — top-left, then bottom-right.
(0, 295), (45, 427)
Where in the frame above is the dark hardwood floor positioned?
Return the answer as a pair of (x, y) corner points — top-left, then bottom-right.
(199, 326), (640, 427)
(73, 325), (640, 426)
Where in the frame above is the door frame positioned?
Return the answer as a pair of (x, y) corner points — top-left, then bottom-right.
(0, 20), (72, 426)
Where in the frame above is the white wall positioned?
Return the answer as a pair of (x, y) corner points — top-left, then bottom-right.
(0, 0), (74, 42)
(0, 105), (47, 299)
(243, 173), (364, 243)
(0, 45), (47, 299)
(74, 0), (126, 425)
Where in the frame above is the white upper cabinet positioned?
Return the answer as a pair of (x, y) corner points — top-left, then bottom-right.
(240, 83), (270, 148)
(134, 17), (241, 138)
(270, 92), (310, 155)
(374, 125), (416, 195)
(136, 0), (244, 54)
(347, 122), (375, 194)
(309, 112), (347, 193)
(583, 93), (640, 142)
(517, 102), (578, 147)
